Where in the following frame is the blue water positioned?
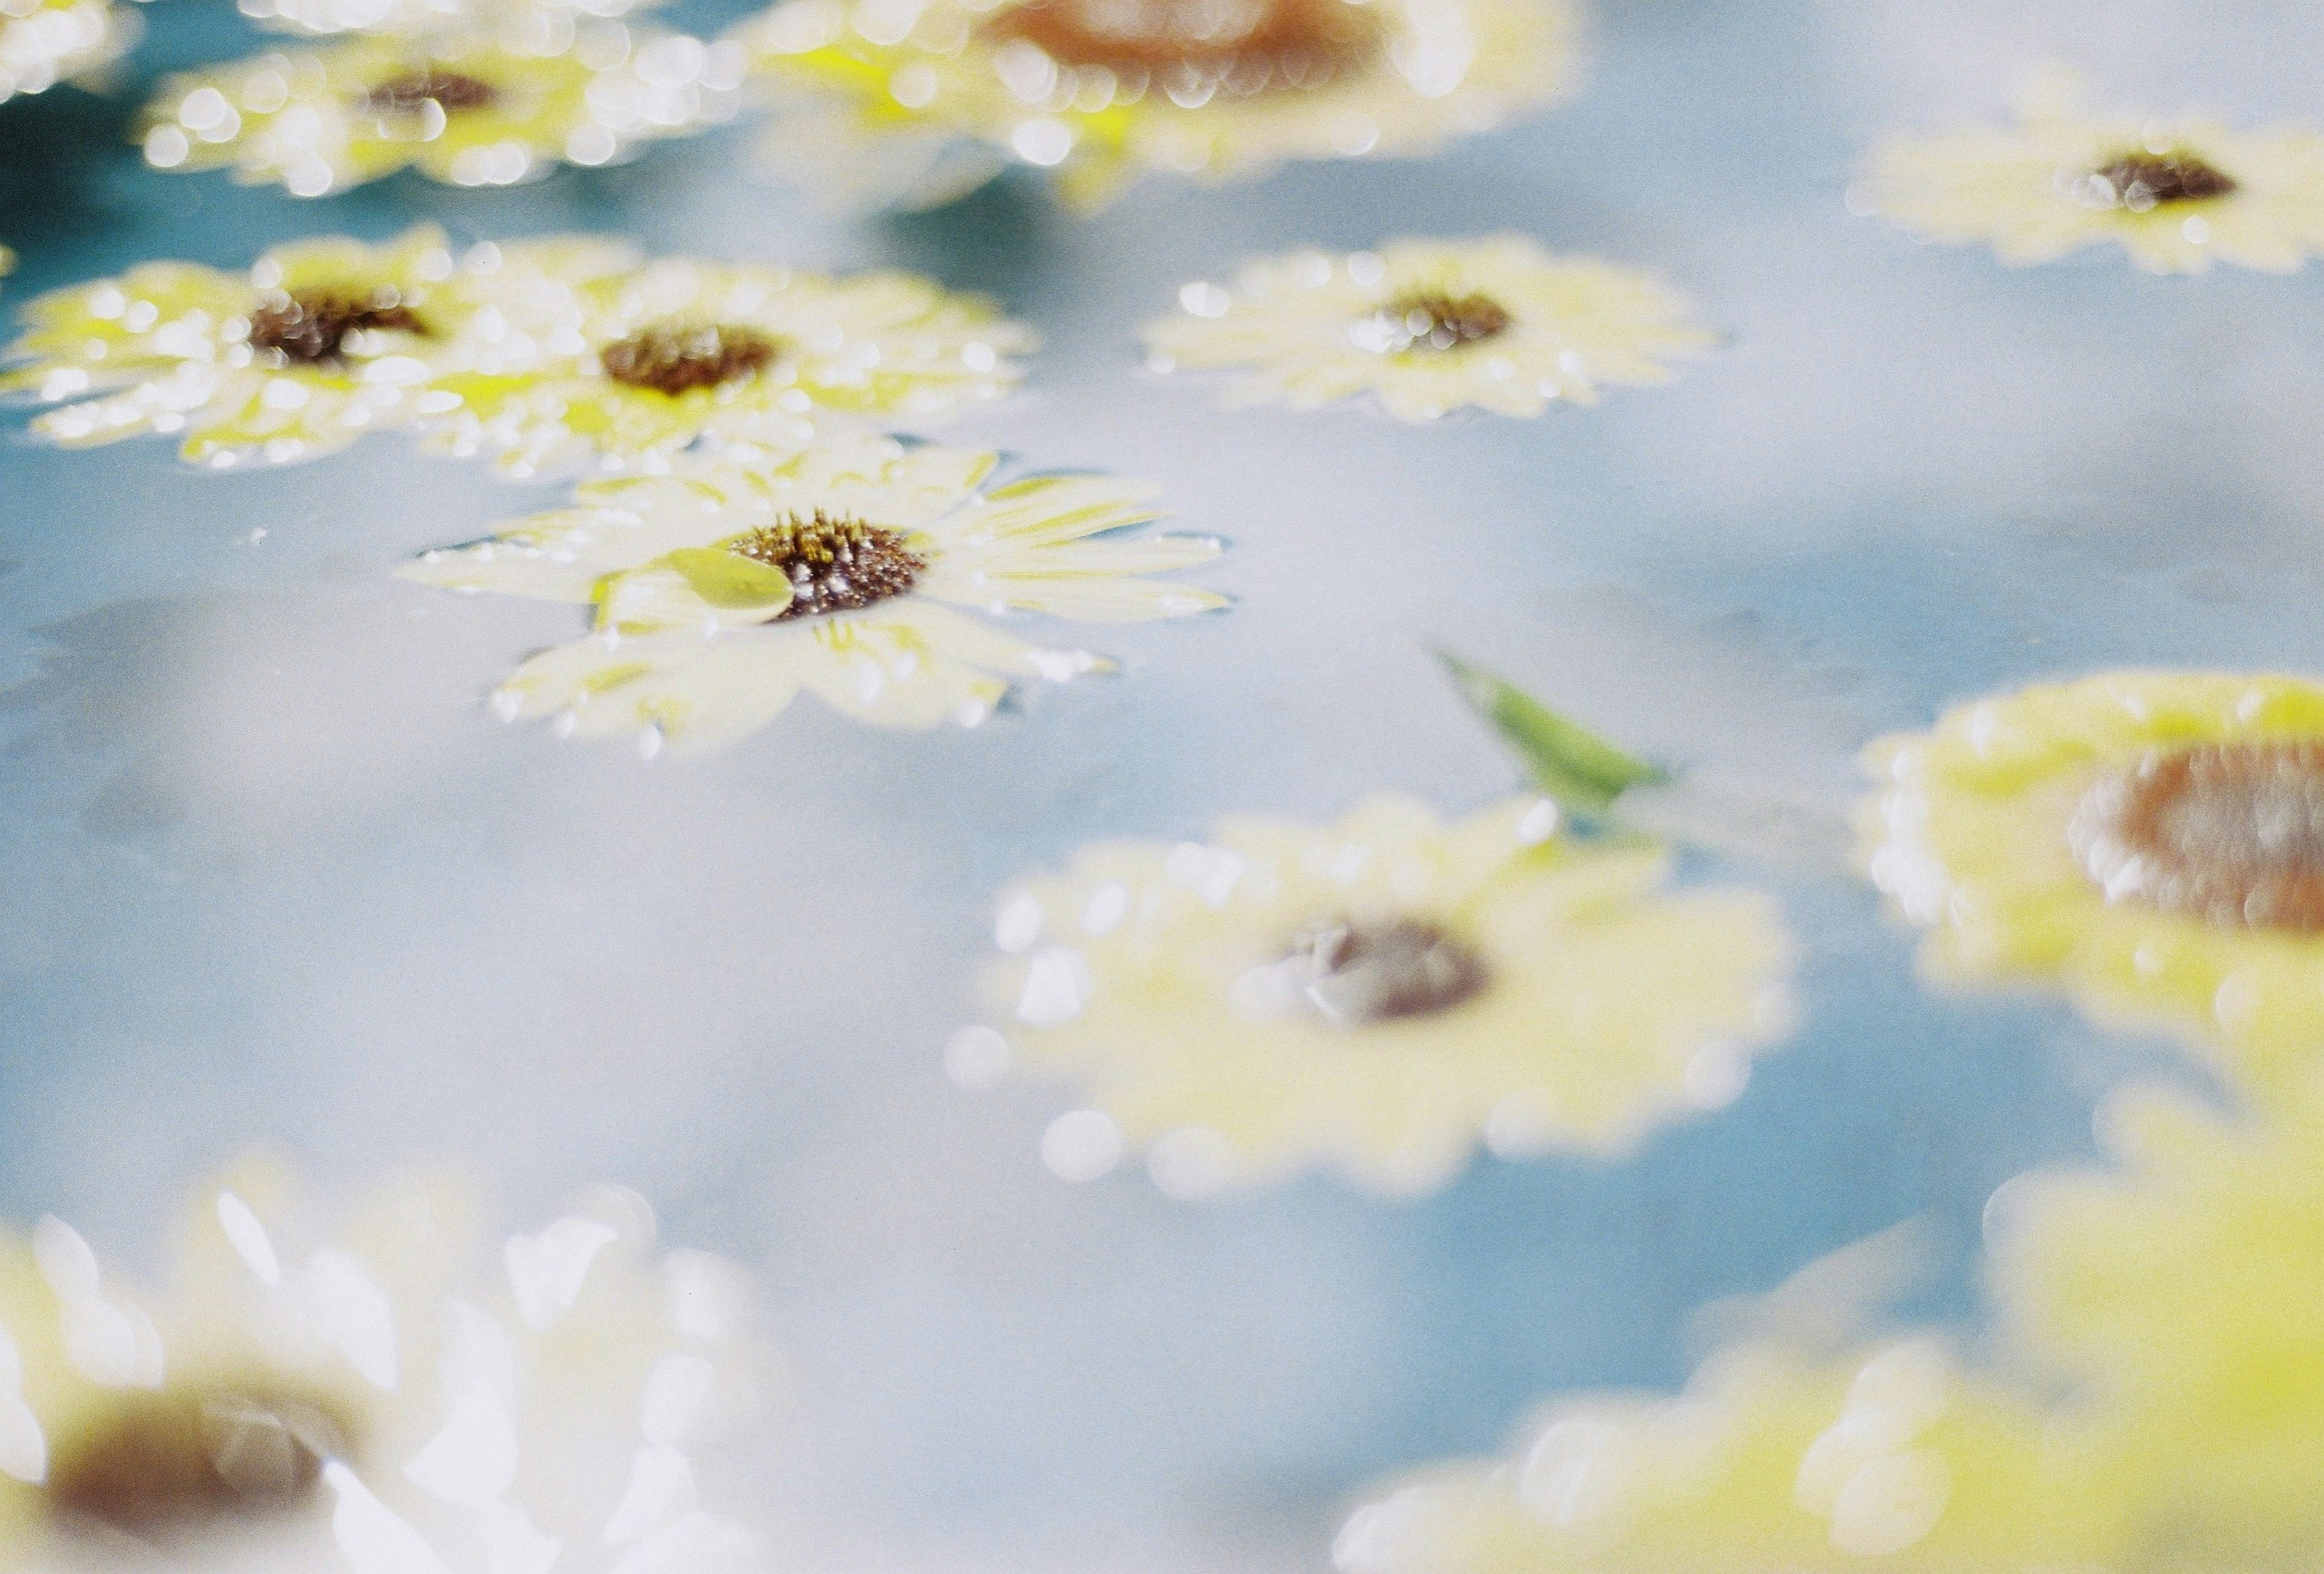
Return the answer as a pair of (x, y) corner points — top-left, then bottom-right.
(4, 0), (2320, 1566)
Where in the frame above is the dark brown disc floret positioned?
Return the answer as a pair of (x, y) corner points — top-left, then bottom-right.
(1357, 291), (1514, 354)
(2087, 149), (2238, 210)
(361, 71), (501, 116)
(2072, 740), (2324, 932)
(47, 1386), (352, 1543)
(248, 290), (426, 364)
(730, 510), (929, 620)
(1285, 917), (1492, 1025)
(599, 324), (783, 397)
(980, 0), (1385, 97)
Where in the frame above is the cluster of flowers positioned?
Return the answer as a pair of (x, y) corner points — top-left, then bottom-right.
(0, 1160), (772, 1573)
(1163, 667), (2324, 1572)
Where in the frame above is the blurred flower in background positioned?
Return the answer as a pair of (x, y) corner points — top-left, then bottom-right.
(424, 257), (1035, 476)
(1143, 237), (1712, 422)
(138, 8), (741, 195)
(0, 1158), (771, 1572)
(1857, 71), (2324, 274)
(401, 435), (1226, 750)
(973, 792), (1794, 1196)
(1858, 669), (2324, 1104)
(729, 0), (1577, 210)
(0, 0), (137, 106)
(0, 226), (629, 468)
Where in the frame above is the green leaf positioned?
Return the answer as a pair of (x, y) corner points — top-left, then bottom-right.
(666, 548), (794, 611)
(1437, 650), (1669, 817)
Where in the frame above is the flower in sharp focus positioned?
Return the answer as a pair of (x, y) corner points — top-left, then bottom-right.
(139, 25), (741, 197)
(0, 1159), (768, 1572)
(1857, 669), (2324, 1102)
(0, 0), (137, 105)
(973, 793), (1793, 1196)
(426, 258), (1036, 476)
(399, 435), (1227, 750)
(1857, 73), (2324, 274)
(0, 226), (628, 468)
(1143, 238), (1713, 422)
(729, 0), (1577, 211)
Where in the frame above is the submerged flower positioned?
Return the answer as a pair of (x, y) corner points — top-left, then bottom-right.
(0, 1160), (766, 1571)
(1858, 670), (2324, 1099)
(1143, 238), (1712, 422)
(973, 793), (1793, 1196)
(0, 0), (136, 104)
(0, 227), (626, 468)
(427, 257), (1035, 474)
(139, 26), (741, 197)
(1858, 74), (2324, 274)
(730, 0), (1577, 211)
(399, 436), (1226, 750)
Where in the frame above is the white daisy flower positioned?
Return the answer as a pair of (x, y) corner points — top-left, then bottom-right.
(973, 793), (1794, 1196)
(1857, 72), (2324, 274)
(1143, 237), (1713, 422)
(729, 0), (1577, 211)
(0, 0), (136, 105)
(0, 1159), (769, 1572)
(424, 257), (1036, 476)
(399, 435), (1227, 751)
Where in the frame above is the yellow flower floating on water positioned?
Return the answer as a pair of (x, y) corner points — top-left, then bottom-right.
(1143, 238), (1712, 422)
(428, 257), (1035, 476)
(140, 25), (741, 196)
(1336, 1335), (2112, 1573)
(401, 435), (1226, 751)
(0, 1161), (766, 1570)
(730, 0), (1577, 211)
(1859, 669), (2324, 1099)
(0, 0), (136, 105)
(0, 226), (625, 468)
(1858, 74), (2324, 274)
(971, 793), (1793, 1196)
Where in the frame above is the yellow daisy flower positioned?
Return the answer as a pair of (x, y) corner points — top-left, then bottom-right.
(1859, 669), (2324, 1100)
(139, 25), (741, 197)
(0, 0), (136, 105)
(1336, 1336), (2115, 1574)
(1858, 74), (2324, 275)
(399, 435), (1227, 751)
(1142, 238), (1712, 422)
(972, 793), (1794, 1196)
(1989, 1082), (2324, 1561)
(0, 1159), (767, 1570)
(730, 0), (1577, 211)
(426, 256), (1036, 476)
(0, 226), (628, 468)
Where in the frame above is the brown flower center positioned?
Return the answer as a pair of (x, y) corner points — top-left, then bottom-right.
(980, 0), (1385, 97)
(361, 71), (500, 116)
(1284, 917), (1491, 1025)
(248, 290), (426, 365)
(732, 511), (928, 620)
(2073, 741), (2324, 932)
(2086, 150), (2237, 210)
(47, 1386), (351, 1542)
(600, 325), (783, 397)
(1356, 292), (1514, 354)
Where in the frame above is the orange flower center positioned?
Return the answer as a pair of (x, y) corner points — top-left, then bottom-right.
(48, 1386), (352, 1541)
(1355, 290), (1514, 354)
(730, 511), (929, 619)
(248, 290), (426, 364)
(1283, 917), (1491, 1024)
(600, 325), (783, 397)
(981, 0), (1386, 97)
(2086, 150), (2237, 210)
(361, 71), (500, 115)
(2074, 741), (2324, 931)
